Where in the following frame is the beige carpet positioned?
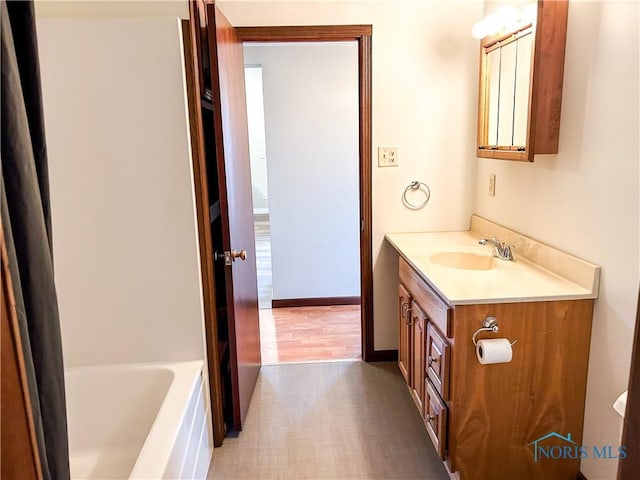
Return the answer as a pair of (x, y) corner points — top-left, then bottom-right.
(207, 361), (450, 479)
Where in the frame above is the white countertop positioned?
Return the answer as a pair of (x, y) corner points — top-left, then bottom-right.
(386, 228), (599, 306)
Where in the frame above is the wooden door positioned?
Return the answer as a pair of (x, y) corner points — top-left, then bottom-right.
(398, 283), (412, 383)
(206, 3), (261, 430)
(410, 301), (426, 414)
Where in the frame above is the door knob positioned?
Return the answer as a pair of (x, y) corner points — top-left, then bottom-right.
(231, 249), (247, 261)
(214, 249), (247, 265)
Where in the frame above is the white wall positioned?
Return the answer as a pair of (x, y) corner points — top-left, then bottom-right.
(476, 1), (639, 478)
(244, 43), (361, 300)
(38, 18), (205, 366)
(221, 0), (482, 346)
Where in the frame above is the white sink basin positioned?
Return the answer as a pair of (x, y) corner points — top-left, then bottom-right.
(430, 252), (497, 270)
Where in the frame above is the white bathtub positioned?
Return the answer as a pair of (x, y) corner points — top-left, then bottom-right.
(65, 361), (212, 479)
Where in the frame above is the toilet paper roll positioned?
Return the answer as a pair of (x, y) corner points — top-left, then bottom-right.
(476, 338), (513, 365)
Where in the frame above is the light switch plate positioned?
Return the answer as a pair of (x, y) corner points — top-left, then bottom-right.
(489, 173), (496, 196)
(378, 146), (399, 167)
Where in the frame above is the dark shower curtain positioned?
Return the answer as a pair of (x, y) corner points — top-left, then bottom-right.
(1, 1), (70, 478)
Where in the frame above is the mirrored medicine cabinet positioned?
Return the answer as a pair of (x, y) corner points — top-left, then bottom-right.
(476, 0), (568, 162)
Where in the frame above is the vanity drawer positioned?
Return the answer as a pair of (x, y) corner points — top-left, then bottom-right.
(424, 379), (448, 460)
(399, 257), (452, 337)
(426, 322), (450, 400)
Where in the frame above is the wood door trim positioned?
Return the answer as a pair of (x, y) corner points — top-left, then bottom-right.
(271, 296), (360, 308)
(0, 223), (43, 479)
(182, 15), (225, 447)
(236, 25), (375, 361)
(236, 25), (372, 42)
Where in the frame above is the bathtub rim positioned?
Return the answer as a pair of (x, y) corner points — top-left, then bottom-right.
(129, 360), (203, 479)
(65, 360), (204, 479)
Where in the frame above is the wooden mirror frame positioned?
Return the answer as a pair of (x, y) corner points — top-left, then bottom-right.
(476, 0), (568, 162)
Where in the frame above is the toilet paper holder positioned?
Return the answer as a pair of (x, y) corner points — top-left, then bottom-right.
(472, 316), (517, 347)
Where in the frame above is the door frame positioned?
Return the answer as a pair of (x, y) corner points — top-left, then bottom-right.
(236, 25), (382, 362)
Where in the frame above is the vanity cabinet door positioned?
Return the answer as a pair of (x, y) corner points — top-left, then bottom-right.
(398, 283), (412, 383)
(426, 322), (450, 400)
(410, 301), (426, 414)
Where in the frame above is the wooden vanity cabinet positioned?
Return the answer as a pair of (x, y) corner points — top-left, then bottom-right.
(397, 256), (595, 480)
(398, 258), (452, 459)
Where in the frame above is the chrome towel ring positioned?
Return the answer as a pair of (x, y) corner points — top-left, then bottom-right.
(402, 180), (431, 210)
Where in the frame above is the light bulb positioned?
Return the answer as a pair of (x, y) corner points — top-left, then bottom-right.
(498, 5), (520, 31)
(471, 21), (487, 39)
(482, 13), (503, 36)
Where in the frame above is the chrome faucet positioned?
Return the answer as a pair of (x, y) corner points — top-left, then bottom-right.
(479, 237), (514, 261)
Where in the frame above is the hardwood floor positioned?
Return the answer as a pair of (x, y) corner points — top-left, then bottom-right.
(260, 306), (361, 364)
(254, 213), (361, 364)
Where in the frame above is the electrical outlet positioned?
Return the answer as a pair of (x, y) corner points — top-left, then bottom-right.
(489, 173), (496, 196)
(378, 146), (399, 167)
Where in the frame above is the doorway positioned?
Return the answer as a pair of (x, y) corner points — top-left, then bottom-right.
(243, 42), (361, 364)
(237, 25), (375, 364)
(184, 5), (375, 446)
(232, 28), (376, 369)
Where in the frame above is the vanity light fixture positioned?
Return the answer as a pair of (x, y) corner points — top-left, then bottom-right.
(470, 3), (537, 39)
